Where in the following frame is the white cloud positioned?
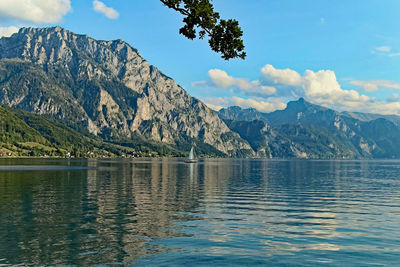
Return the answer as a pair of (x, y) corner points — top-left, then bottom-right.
(350, 80), (400, 92)
(208, 69), (238, 89)
(302, 70), (341, 97)
(261, 64), (302, 86)
(320, 17), (325, 25)
(93, 0), (119, 19)
(301, 69), (369, 106)
(195, 64), (400, 115)
(259, 64), (370, 109)
(375, 46), (391, 52)
(0, 0), (71, 23)
(261, 66), (400, 114)
(194, 69), (276, 97)
(0, 26), (19, 38)
(202, 96), (286, 113)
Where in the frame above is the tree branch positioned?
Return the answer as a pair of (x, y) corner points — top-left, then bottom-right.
(159, 0), (246, 60)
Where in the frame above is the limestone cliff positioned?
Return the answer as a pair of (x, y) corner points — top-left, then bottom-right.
(0, 26), (253, 156)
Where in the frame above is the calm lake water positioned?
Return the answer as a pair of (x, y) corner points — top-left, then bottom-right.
(0, 158), (399, 266)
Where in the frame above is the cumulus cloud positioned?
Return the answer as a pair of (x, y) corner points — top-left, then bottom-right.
(196, 64), (371, 111)
(194, 69), (276, 97)
(0, 0), (71, 23)
(208, 69), (241, 89)
(202, 96), (286, 113)
(260, 64), (370, 109)
(350, 80), (400, 92)
(300, 69), (369, 107)
(261, 64), (302, 86)
(93, 0), (119, 19)
(195, 64), (400, 115)
(0, 26), (19, 38)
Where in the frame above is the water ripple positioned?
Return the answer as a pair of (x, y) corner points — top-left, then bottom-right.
(0, 158), (399, 265)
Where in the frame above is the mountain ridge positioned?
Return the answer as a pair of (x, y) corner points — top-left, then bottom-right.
(218, 98), (400, 159)
(0, 26), (254, 157)
(218, 97), (400, 126)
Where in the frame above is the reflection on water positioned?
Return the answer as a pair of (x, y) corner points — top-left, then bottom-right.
(0, 159), (400, 265)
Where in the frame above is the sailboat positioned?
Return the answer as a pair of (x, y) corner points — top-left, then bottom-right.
(185, 146), (197, 163)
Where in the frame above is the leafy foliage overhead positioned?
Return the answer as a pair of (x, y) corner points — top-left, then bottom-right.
(160, 0), (246, 60)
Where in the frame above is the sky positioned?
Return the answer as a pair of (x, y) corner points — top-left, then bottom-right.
(1, 0), (400, 115)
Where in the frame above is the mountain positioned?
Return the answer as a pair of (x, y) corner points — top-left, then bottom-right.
(219, 98), (400, 159)
(0, 105), (119, 157)
(342, 111), (400, 126)
(223, 119), (357, 159)
(219, 97), (400, 128)
(218, 106), (269, 123)
(0, 104), (189, 157)
(0, 27), (253, 157)
(263, 97), (338, 126)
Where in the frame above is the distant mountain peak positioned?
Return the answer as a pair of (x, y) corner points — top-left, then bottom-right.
(287, 97), (309, 107)
(285, 97), (331, 114)
(284, 99), (306, 113)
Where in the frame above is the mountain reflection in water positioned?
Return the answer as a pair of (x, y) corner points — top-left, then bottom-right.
(0, 158), (399, 266)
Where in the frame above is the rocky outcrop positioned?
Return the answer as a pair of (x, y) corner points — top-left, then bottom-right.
(0, 26), (253, 156)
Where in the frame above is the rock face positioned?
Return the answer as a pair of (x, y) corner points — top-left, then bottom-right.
(0, 26), (253, 156)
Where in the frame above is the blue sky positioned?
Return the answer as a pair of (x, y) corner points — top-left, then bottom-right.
(1, 0), (400, 114)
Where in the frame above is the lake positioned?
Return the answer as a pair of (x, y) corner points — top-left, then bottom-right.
(0, 158), (399, 266)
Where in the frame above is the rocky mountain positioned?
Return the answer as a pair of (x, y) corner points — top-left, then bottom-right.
(223, 119), (356, 159)
(219, 98), (400, 159)
(0, 104), (138, 157)
(0, 26), (253, 157)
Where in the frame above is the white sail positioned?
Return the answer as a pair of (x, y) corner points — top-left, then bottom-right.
(188, 146), (194, 160)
